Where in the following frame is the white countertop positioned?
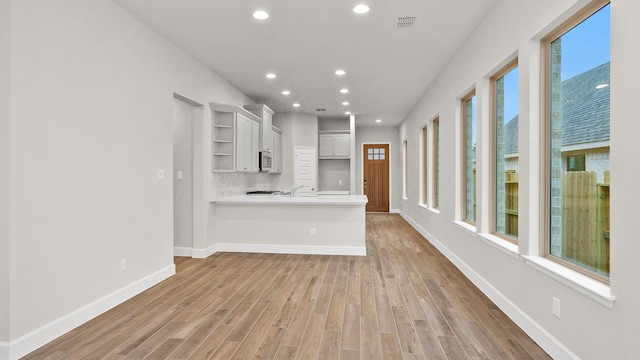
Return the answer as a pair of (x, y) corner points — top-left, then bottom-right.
(211, 194), (368, 205)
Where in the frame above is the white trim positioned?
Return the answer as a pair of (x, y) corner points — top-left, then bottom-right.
(4, 264), (175, 360)
(523, 256), (615, 309)
(390, 208), (401, 214)
(398, 210), (580, 360)
(562, 140), (610, 153)
(173, 247), (193, 257)
(478, 233), (520, 259)
(191, 245), (217, 259)
(215, 243), (366, 256)
(452, 220), (476, 235)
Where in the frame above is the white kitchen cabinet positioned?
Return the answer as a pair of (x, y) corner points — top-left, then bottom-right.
(236, 113), (260, 172)
(210, 103), (263, 173)
(244, 104), (275, 153)
(271, 126), (283, 174)
(319, 132), (350, 159)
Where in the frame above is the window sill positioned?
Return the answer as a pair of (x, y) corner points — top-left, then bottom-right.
(478, 233), (520, 259)
(523, 256), (615, 309)
(453, 220), (476, 235)
(418, 203), (440, 215)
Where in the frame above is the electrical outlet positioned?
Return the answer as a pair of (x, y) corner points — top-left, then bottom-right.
(310, 227), (316, 236)
(120, 259), (127, 273)
(177, 171), (183, 180)
(338, 180), (343, 185)
(552, 297), (561, 318)
(157, 170), (165, 181)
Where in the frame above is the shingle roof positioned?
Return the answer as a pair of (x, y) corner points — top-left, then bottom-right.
(561, 62), (610, 146)
(503, 61), (610, 150)
(505, 115), (518, 154)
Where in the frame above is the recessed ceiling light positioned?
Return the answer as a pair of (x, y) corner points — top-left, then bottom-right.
(376, 119), (382, 123)
(282, 90), (291, 95)
(266, 73), (276, 79)
(353, 4), (370, 14)
(340, 88), (349, 94)
(342, 101), (350, 106)
(253, 10), (269, 20)
(293, 103), (300, 107)
(596, 83), (609, 89)
(335, 69), (346, 76)
(345, 111), (351, 115)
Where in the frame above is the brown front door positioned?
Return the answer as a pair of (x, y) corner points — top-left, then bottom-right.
(363, 144), (390, 212)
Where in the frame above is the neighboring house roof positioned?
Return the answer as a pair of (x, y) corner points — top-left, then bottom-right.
(561, 61), (610, 146)
(505, 115), (518, 155)
(503, 61), (610, 152)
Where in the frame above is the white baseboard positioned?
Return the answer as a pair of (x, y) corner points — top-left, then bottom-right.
(191, 245), (217, 259)
(173, 247), (193, 257)
(216, 243), (366, 256)
(397, 210), (580, 360)
(3, 264), (175, 360)
(390, 208), (401, 214)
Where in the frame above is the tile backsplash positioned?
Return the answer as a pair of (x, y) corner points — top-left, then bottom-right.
(212, 172), (273, 198)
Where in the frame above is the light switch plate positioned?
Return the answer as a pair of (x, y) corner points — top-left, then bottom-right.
(552, 297), (561, 318)
(157, 169), (165, 181)
(177, 171), (183, 180)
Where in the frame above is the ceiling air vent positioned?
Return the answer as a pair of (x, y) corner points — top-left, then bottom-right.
(397, 16), (416, 28)
(316, 108), (326, 112)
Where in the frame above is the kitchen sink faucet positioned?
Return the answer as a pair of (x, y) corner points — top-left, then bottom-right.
(290, 184), (305, 197)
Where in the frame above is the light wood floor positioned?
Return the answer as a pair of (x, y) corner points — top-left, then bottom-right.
(23, 213), (550, 360)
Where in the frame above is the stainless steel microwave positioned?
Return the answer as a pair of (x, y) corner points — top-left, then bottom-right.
(259, 151), (272, 172)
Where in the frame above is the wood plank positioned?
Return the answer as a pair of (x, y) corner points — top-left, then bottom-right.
(317, 330), (341, 360)
(340, 303), (360, 351)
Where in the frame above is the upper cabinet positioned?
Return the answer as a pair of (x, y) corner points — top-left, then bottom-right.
(271, 126), (283, 174)
(319, 131), (350, 159)
(244, 104), (275, 153)
(236, 113), (260, 172)
(210, 103), (261, 173)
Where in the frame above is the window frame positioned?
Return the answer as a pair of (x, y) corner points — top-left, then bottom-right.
(461, 90), (477, 225)
(420, 125), (428, 206)
(432, 117), (440, 209)
(490, 59), (519, 243)
(541, 0), (611, 283)
(402, 139), (408, 199)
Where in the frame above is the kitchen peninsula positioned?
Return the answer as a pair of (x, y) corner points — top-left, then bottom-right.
(210, 194), (368, 256)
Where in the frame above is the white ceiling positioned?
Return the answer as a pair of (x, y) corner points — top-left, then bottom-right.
(113, 0), (497, 127)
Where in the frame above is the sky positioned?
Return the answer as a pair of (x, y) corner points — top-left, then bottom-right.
(501, 3), (610, 123)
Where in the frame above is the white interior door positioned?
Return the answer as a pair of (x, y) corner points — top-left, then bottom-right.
(294, 146), (317, 196)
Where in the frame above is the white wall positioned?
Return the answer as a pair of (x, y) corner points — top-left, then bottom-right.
(397, 0), (640, 359)
(0, 0), (10, 347)
(5, 0), (256, 355)
(355, 126), (401, 211)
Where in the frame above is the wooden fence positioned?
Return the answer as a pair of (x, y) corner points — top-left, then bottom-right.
(561, 171), (610, 274)
(505, 171), (518, 237)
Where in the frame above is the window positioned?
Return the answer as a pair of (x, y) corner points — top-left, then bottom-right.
(434, 118), (440, 209)
(493, 61), (519, 240)
(566, 155), (586, 171)
(546, 1), (610, 279)
(402, 140), (408, 198)
(462, 91), (477, 224)
(421, 126), (428, 205)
